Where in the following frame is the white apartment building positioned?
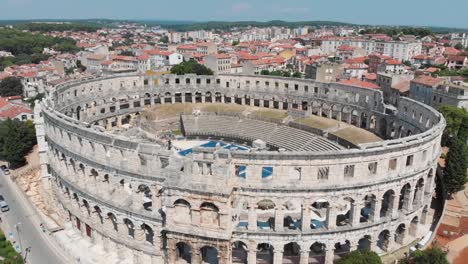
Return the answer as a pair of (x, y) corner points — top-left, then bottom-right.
(321, 39), (422, 61)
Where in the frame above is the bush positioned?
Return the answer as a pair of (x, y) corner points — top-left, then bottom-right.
(0, 119), (37, 168)
(170, 59), (213, 75)
(336, 250), (382, 264)
(0, 77), (23, 97)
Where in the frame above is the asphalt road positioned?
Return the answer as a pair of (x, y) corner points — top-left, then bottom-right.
(0, 172), (65, 264)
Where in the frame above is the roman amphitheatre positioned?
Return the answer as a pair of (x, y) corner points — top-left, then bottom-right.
(35, 73), (445, 264)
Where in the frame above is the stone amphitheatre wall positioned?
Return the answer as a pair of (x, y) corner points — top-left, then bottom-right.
(35, 73), (445, 264)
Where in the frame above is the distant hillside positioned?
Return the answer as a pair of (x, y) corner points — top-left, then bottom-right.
(142, 20), (355, 31)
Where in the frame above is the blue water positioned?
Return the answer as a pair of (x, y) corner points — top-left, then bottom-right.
(178, 140), (249, 156)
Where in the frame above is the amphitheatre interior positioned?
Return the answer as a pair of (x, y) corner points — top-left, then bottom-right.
(36, 74), (445, 264)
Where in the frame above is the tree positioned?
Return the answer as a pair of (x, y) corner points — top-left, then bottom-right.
(76, 60), (87, 72)
(232, 40), (240, 46)
(260, 70), (270, 75)
(0, 76), (23, 97)
(458, 115), (468, 144)
(411, 247), (449, 264)
(454, 43), (463, 50)
(403, 60), (412, 67)
(170, 59), (213, 75)
(159, 36), (169, 43)
(336, 250), (382, 264)
(438, 105), (468, 146)
(0, 119), (36, 168)
(292, 71), (302, 78)
(443, 137), (468, 197)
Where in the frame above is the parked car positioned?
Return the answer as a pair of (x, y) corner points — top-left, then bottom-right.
(0, 200), (9, 212)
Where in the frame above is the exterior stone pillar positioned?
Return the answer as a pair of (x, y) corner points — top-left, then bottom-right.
(324, 246), (334, 264)
(274, 207), (284, 231)
(231, 96), (235, 103)
(403, 188), (415, 211)
(192, 250), (202, 264)
(391, 194), (399, 218)
(248, 205), (257, 231)
(181, 95), (186, 103)
(161, 96), (165, 104)
(301, 205), (311, 231)
(201, 96), (206, 103)
(259, 99), (264, 107)
(351, 201), (361, 226)
(371, 198), (382, 222)
(300, 250), (310, 264)
(326, 206), (337, 229)
(221, 96), (225, 104)
(171, 96), (175, 104)
(247, 249), (257, 264)
(273, 248), (283, 264)
(241, 97), (245, 105)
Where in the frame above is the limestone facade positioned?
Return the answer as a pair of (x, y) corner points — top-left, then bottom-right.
(34, 73), (445, 264)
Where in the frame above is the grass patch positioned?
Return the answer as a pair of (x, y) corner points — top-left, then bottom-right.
(0, 228), (23, 264)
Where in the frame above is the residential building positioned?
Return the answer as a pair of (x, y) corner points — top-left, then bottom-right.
(204, 54), (232, 74)
(409, 75), (444, 105)
(305, 62), (344, 82)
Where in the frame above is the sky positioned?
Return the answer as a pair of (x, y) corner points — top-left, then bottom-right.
(1, 0), (467, 28)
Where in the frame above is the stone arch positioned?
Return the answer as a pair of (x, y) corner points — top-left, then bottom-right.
(138, 184), (152, 211)
(174, 199), (192, 224)
(380, 189), (396, 218)
(257, 243), (274, 264)
(141, 223), (154, 244)
(309, 242), (326, 263)
(283, 242), (300, 264)
(257, 199), (276, 230)
(311, 199), (328, 229)
(357, 235), (372, 251)
(377, 230), (391, 252)
(93, 205), (103, 224)
(200, 246), (218, 264)
(351, 110), (359, 126)
(336, 197), (354, 227)
(200, 202), (220, 227)
(398, 183), (412, 211)
(360, 194), (376, 223)
(409, 216), (419, 237)
(413, 178), (425, 207)
(232, 241), (248, 264)
(395, 223), (406, 244)
(76, 106), (82, 121)
(425, 168), (434, 194)
(360, 112), (368, 128)
(106, 212), (118, 232)
(334, 240), (351, 262)
(123, 218), (135, 239)
(176, 242), (192, 263)
(369, 115), (377, 130)
(283, 199), (302, 230)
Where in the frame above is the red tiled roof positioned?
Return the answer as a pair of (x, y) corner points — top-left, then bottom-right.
(411, 75), (443, 87)
(338, 78), (380, 89)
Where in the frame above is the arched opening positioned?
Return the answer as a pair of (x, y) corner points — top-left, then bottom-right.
(123, 218), (135, 239)
(398, 183), (412, 211)
(107, 213), (118, 232)
(413, 178), (424, 207)
(380, 118), (387, 137)
(283, 242), (300, 264)
(82, 199), (90, 215)
(201, 246), (218, 264)
(76, 106), (81, 121)
(283, 200), (301, 230)
(395, 223), (406, 245)
(351, 110), (359, 126)
(425, 169), (434, 194)
(377, 230), (391, 252)
(309, 242), (326, 263)
(174, 199), (191, 224)
(176, 242), (192, 263)
(90, 168), (98, 181)
(141, 223), (154, 244)
(360, 194), (376, 223)
(138, 184), (152, 211)
(257, 243), (274, 264)
(311, 200), (328, 229)
(334, 240), (351, 262)
(232, 241), (247, 264)
(409, 216), (419, 237)
(336, 197), (353, 227)
(357, 235), (372, 251)
(121, 114), (132, 125)
(93, 205), (103, 224)
(380, 190), (396, 218)
(360, 113), (368, 128)
(257, 200), (275, 230)
(200, 202), (220, 227)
